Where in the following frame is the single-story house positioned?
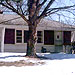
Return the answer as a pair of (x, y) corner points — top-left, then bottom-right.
(0, 14), (75, 53)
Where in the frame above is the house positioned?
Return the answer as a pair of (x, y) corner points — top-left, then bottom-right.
(0, 14), (75, 53)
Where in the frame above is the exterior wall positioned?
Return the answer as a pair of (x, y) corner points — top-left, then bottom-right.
(54, 31), (63, 52)
(54, 31), (63, 45)
(4, 44), (55, 53)
(4, 44), (27, 53)
(63, 45), (71, 53)
(0, 28), (2, 52)
(0, 27), (5, 52)
(4, 27), (72, 53)
(0, 24), (73, 53)
(4, 26), (28, 53)
(71, 31), (75, 42)
(4, 26), (55, 53)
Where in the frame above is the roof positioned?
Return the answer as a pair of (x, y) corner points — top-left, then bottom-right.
(0, 14), (75, 31)
(0, 14), (26, 25)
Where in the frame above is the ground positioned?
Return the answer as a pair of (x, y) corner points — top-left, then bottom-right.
(0, 52), (75, 75)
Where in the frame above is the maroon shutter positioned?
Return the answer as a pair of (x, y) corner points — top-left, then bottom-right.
(4, 29), (15, 44)
(63, 31), (71, 45)
(24, 30), (29, 43)
(44, 30), (54, 45)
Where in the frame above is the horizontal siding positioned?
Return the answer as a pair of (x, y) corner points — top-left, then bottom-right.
(4, 44), (55, 53)
(4, 44), (27, 53)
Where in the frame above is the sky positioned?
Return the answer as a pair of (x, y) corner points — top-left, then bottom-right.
(48, 0), (75, 25)
(0, 0), (75, 25)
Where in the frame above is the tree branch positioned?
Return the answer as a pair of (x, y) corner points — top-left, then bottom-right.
(38, 4), (75, 20)
(0, 1), (29, 24)
(37, 0), (47, 8)
(37, 0), (55, 20)
(46, 10), (59, 16)
(49, 4), (75, 12)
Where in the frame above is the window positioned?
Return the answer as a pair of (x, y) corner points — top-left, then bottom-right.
(44, 30), (54, 45)
(63, 31), (71, 45)
(16, 30), (22, 43)
(57, 35), (59, 40)
(24, 31), (43, 43)
(4, 29), (15, 44)
(37, 31), (42, 43)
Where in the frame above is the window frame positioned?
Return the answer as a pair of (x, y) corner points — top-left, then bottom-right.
(15, 30), (23, 44)
(37, 31), (43, 43)
(15, 30), (43, 44)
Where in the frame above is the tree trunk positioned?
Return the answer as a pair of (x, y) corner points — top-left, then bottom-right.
(26, 24), (37, 57)
(26, 0), (40, 57)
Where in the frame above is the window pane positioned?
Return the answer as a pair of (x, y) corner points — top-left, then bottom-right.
(16, 30), (22, 43)
(16, 37), (22, 39)
(37, 37), (42, 43)
(57, 35), (59, 39)
(37, 31), (42, 36)
(37, 31), (42, 43)
(16, 39), (22, 43)
(16, 30), (22, 36)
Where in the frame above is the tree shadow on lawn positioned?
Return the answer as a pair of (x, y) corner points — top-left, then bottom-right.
(0, 55), (22, 59)
(0, 53), (75, 60)
(37, 53), (75, 60)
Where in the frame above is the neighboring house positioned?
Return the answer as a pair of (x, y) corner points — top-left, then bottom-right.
(0, 14), (75, 53)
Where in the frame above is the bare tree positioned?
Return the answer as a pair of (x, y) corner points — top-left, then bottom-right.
(0, 0), (75, 57)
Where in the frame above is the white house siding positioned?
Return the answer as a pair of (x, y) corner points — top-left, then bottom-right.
(0, 27), (5, 52)
(4, 44), (27, 53)
(71, 31), (75, 42)
(3, 26), (55, 53)
(3, 25), (28, 53)
(4, 44), (55, 53)
(54, 31), (63, 52)
(54, 31), (63, 45)
(3, 27), (75, 53)
(0, 28), (2, 52)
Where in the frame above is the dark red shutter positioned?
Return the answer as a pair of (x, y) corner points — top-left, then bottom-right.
(4, 29), (15, 44)
(63, 31), (71, 45)
(44, 30), (54, 45)
(24, 30), (29, 43)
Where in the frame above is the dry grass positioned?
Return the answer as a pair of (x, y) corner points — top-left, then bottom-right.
(0, 60), (45, 67)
